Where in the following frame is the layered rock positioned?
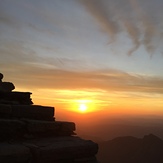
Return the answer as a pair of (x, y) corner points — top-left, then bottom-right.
(0, 73), (98, 163)
(0, 91), (33, 105)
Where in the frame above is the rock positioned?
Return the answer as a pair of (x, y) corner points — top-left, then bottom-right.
(0, 91), (33, 105)
(0, 82), (15, 92)
(12, 105), (54, 121)
(0, 104), (54, 121)
(0, 104), (12, 118)
(0, 73), (3, 81)
(0, 73), (99, 162)
(0, 142), (31, 163)
(24, 120), (75, 137)
(0, 73), (15, 92)
(23, 136), (98, 163)
(0, 119), (25, 140)
(74, 156), (99, 163)
(0, 119), (75, 140)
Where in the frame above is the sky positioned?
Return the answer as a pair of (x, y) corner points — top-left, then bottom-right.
(0, 0), (163, 121)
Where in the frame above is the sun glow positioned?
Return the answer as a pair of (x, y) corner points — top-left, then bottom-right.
(75, 99), (94, 113)
(78, 103), (87, 112)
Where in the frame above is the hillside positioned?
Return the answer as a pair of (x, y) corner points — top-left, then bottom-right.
(97, 134), (163, 163)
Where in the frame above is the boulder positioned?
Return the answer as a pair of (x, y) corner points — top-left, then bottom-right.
(0, 82), (15, 92)
(0, 73), (3, 81)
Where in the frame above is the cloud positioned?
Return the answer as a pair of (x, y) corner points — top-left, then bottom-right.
(129, 0), (157, 54)
(0, 41), (38, 64)
(79, 0), (163, 55)
(2, 62), (163, 95)
(79, 0), (119, 42)
(122, 19), (140, 56)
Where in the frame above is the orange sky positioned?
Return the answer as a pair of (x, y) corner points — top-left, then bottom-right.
(1, 0), (163, 124)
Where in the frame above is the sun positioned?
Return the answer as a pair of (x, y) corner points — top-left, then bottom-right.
(78, 103), (88, 113)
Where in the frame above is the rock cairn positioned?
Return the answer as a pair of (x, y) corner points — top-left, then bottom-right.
(0, 73), (98, 163)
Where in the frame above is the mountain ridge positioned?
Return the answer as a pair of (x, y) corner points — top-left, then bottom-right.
(97, 134), (163, 163)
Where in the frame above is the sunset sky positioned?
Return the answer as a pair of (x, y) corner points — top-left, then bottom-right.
(1, 0), (163, 121)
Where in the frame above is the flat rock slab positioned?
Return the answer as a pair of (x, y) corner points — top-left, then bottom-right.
(23, 136), (98, 163)
(25, 120), (76, 136)
(0, 142), (31, 163)
(0, 91), (32, 105)
(0, 104), (55, 120)
(0, 119), (76, 140)
(12, 105), (55, 121)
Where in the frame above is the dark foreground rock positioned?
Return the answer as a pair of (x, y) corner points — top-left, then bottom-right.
(0, 143), (31, 163)
(0, 91), (33, 105)
(0, 137), (98, 163)
(0, 73), (99, 162)
(0, 119), (76, 140)
(0, 104), (54, 120)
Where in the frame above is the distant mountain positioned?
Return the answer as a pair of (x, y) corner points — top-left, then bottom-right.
(77, 119), (163, 141)
(97, 134), (163, 163)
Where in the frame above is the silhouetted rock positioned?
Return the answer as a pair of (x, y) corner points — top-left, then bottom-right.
(0, 73), (15, 92)
(97, 134), (163, 163)
(0, 143), (31, 163)
(0, 73), (98, 162)
(11, 105), (54, 120)
(0, 91), (33, 105)
(0, 119), (25, 141)
(0, 119), (76, 140)
(0, 104), (12, 118)
(0, 73), (3, 81)
(23, 136), (98, 163)
(0, 82), (15, 92)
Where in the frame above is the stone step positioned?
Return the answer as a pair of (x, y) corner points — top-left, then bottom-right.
(12, 105), (54, 121)
(23, 136), (98, 163)
(24, 120), (76, 136)
(0, 137), (98, 163)
(0, 91), (33, 105)
(0, 104), (55, 121)
(0, 119), (75, 140)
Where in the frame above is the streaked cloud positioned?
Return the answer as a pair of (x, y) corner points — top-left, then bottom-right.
(2, 61), (163, 96)
(79, 0), (163, 55)
(79, 0), (119, 42)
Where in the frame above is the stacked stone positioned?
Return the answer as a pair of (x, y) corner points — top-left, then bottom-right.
(0, 73), (98, 163)
(0, 73), (32, 105)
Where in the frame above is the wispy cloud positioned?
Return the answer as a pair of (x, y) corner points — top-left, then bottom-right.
(79, 0), (119, 42)
(2, 62), (163, 95)
(79, 0), (163, 55)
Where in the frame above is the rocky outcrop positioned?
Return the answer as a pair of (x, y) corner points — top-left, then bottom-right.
(0, 73), (98, 163)
(0, 91), (33, 105)
(0, 73), (15, 92)
(0, 137), (98, 163)
(0, 104), (54, 120)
